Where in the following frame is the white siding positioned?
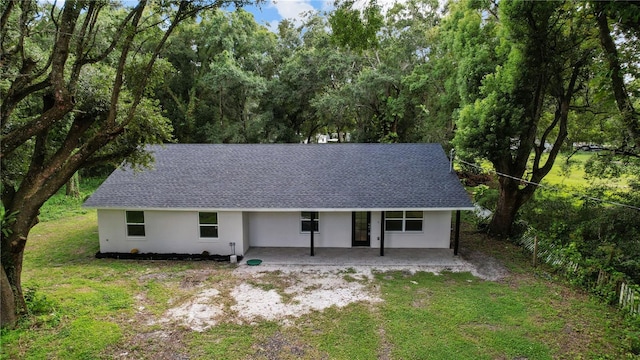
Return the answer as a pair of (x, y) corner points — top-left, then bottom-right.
(370, 211), (382, 248)
(97, 209), (127, 252)
(318, 212), (351, 247)
(96, 209), (247, 255)
(219, 211), (244, 255)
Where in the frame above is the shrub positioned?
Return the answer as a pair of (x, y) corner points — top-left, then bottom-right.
(520, 187), (640, 284)
(473, 184), (498, 212)
(23, 286), (61, 328)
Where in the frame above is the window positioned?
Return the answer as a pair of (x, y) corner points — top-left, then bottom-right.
(405, 211), (424, 231)
(199, 212), (218, 238)
(385, 211), (423, 232)
(126, 211), (145, 237)
(385, 211), (404, 231)
(301, 212), (319, 232)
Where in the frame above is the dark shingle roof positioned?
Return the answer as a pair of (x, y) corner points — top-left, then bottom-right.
(83, 144), (473, 210)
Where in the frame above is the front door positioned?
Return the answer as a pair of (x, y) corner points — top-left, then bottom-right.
(352, 212), (371, 247)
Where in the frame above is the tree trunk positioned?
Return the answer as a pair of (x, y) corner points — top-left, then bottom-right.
(1, 232), (28, 327)
(1, 183), (60, 328)
(0, 0), (207, 329)
(0, 265), (17, 328)
(594, 5), (640, 148)
(488, 178), (521, 238)
(66, 172), (80, 197)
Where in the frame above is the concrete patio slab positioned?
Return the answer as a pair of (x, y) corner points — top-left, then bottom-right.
(242, 247), (466, 267)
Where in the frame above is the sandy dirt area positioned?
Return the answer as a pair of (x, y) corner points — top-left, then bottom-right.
(146, 258), (506, 332)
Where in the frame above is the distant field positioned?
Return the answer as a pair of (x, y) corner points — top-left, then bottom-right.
(540, 152), (629, 189)
(463, 151), (629, 190)
(540, 152), (591, 188)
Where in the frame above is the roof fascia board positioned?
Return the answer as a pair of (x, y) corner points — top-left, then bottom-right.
(86, 206), (476, 212)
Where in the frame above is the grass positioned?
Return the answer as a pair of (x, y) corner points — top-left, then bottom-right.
(2, 188), (639, 359)
(38, 177), (105, 222)
(541, 152), (592, 188)
(540, 152), (630, 190)
(379, 270), (598, 359)
(2, 212), (638, 359)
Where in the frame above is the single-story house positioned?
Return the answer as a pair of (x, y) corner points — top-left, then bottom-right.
(83, 143), (473, 257)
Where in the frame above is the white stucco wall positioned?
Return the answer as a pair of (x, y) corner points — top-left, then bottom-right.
(380, 211), (452, 248)
(96, 209), (453, 254)
(247, 212), (351, 248)
(247, 211), (452, 249)
(242, 212), (250, 255)
(97, 209), (127, 252)
(370, 211), (382, 248)
(96, 209), (246, 255)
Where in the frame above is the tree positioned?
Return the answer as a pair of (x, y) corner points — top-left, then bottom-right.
(329, 0), (383, 53)
(261, 13), (340, 143)
(156, 8), (276, 143)
(329, 0), (443, 143)
(451, 0), (595, 236)
(0, 0), (251, 328)
(592, 1), (640, 150)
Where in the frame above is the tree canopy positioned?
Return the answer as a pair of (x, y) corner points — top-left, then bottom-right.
(0, 0), (252, 328)
(2, 0), (639, 328)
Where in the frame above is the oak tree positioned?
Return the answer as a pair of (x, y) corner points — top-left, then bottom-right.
(451, 0), (595, 236)
(0, 0), (251, 328)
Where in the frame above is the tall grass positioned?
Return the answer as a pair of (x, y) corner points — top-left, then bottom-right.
(38, 177), (105, 222)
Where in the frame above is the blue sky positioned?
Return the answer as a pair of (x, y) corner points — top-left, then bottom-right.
(43, 0), (402, 32)
(234, 0), (333, 31)
(234, 0), (405, 32)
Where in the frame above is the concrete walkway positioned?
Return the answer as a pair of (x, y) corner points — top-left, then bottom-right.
(242, 247), (467, 267)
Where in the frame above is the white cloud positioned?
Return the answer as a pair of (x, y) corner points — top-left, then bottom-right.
(351, 0), (410, 13)
(269, 0), (317, 25)
(265, 0), (439, 33)
(265, 21), (280, 34)
(319, 0), (335, 12)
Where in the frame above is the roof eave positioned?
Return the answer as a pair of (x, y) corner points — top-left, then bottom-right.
(84, 206), (476, 212)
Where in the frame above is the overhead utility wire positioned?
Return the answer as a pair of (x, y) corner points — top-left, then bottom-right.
(455, 158), (640, 212)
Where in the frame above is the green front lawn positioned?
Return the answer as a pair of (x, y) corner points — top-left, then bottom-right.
(1, 211), (638, 359)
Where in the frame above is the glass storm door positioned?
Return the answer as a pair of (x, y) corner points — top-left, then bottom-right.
(352, 212), (371, 247)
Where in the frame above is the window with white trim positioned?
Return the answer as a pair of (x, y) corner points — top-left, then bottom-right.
(385, 211), (423, 232)
(199, 212), (219, 238)
(301, 212), (319, 233)
(126, 211), (146, 237)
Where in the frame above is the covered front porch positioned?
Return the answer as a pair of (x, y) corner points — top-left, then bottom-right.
(246, 210), (464, 256)
(242, 247), (466, 267)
